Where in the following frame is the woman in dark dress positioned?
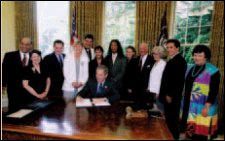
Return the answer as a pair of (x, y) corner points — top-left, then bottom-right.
(180, 45), (220, 140)
(22, 49), (51, 103)
(122, 46), (137, 101)
(89, 46), (107, 79)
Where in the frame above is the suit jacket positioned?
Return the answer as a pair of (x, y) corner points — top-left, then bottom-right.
(159, 53), (187, 104)
(62, 51), (89, 92)
(134, 55), (155, 92)
(123, 58), (136, 89)
(2, 50), (31, 111)
(105, 54), (126, 88)
(89, 58), (107, 79)
(84, 47), (95, 61)
(42, 52), (65, 97)
(78, 78), (120, 103)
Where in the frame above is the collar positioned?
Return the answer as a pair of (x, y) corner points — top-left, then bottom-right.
(98, 80), (105, 86)
(112, 53), (118, 56)
(20, 51), (29, 58)
(169, 52), (179, 59)
(141, 54), (148, 60)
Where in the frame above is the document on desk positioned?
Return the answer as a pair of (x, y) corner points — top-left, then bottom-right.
(76, 98), (93, 107)
(6, 109), (33, 118)
(92, 98), (111, 107)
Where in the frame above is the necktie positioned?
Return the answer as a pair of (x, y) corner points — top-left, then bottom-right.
(22, 54), (27, 67)
(58, 55), (63, 67)
(87, 49), (92, 60)
(97, 83), (104, 97)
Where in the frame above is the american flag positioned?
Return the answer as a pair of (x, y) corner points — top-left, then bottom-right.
(71, 6), (78, 46)
(156, 9), (168, 48)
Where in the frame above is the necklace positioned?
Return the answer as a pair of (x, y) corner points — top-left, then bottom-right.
(191, 65), (204, 77)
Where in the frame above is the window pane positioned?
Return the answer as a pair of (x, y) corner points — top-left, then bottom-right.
(184, 45), (194, 64)
(186, 27), (199, 44)
(199, 26), (211, 43)
(188, 16), (200, 27)
(174, 28), (186, 44)
(173, 1), (214, 64)
(176, 1), (194, 9)
(201, 12), (213, 26)
(175, 11), (187, 28)
(103, 1), (136, 53)
(37, 1), (69, 57)
(201, 1), (213, 7)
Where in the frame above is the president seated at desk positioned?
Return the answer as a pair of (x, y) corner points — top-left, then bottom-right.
(76, 65), (120, 104)
(2, 66), (173, 140)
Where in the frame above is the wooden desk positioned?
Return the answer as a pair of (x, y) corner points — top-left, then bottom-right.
(2, 100), (173, 140)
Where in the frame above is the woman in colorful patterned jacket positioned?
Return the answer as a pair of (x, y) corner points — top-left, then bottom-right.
(180, 45), (220, 140)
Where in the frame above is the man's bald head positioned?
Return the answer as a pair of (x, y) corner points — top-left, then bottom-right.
(139, 42), (149, 56)
(19, 37), (33, 53)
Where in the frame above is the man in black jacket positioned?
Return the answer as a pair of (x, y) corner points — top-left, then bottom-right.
(77, 65), (120, 104)
(83, 34), (95, 61)
(2, 37), (32, 112)
(43, 40), (65, 99)
(159, 39), (187, 140)
(134, 42), (155, 110)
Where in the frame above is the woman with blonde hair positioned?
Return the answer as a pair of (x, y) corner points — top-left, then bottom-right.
(147, 46), (167, 113)
(62, 42), (89, 103)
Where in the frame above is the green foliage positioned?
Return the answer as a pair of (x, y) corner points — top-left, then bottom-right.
(174, 1), (214, 64)
(104, 1), (136, 52)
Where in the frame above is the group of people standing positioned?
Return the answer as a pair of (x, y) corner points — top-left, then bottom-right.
(2, 34), (220, 140)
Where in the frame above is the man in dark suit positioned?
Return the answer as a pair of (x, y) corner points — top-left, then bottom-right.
(77, 65), (120, 104)
(83, 34), (95, 61)
(159, 39), (187, 140)
(133, 42), (155, 110)
(43, 40), (65, 99)
(2, 37), (32, 112)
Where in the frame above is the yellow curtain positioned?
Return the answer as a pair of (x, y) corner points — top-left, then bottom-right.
(70, 1), (104, 47)
(135, 1), (172, 50)
(15, 1), (37, 49)
(210, 1), (224, 133)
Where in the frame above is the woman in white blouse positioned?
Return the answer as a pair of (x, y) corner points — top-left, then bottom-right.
(62, 43), (89, 103)
(147, 46), (167, 114)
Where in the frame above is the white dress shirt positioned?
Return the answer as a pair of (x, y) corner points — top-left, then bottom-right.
(112, 53), (118, 64)
(20, 51), (30, 66)
(140, 54), (148, 68)
(148, 59), (166, 95)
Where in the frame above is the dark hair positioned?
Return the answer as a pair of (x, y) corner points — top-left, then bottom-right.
(94, 45), (104, 53)
(30, 49), (41, 57)
(53, 40), (64, 46)
(108, 39), (124, 57)
(84, 34), (94, 40)
(192, 44), (211, 61)
(126, 45), (137, 57)
(30, 49), (42, 67)
(166, 39), (180, 48)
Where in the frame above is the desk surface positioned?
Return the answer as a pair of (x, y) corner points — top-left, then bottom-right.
(2, 100), (173, 140)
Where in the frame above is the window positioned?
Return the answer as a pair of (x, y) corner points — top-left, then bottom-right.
(173, 1), (214, 63)
(103, 1), (136, 54)
(37, 1), (69, 57)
